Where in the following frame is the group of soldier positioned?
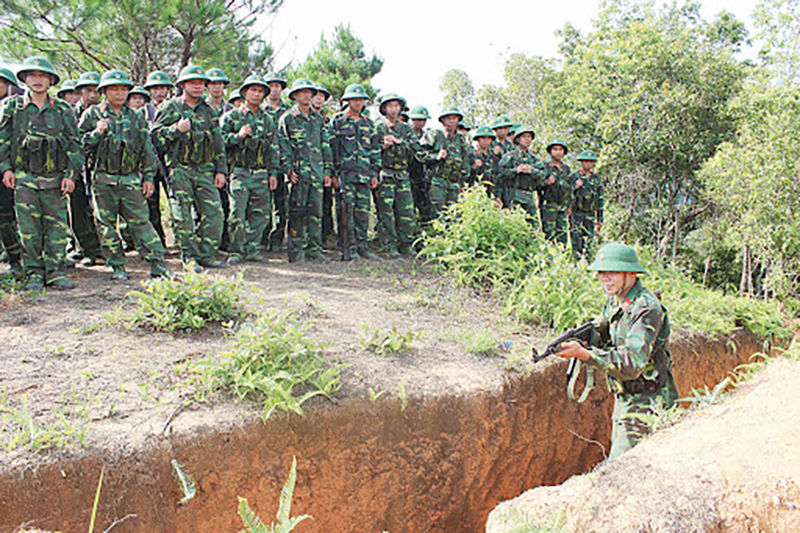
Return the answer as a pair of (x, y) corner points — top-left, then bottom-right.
(0, 56), (604, 290)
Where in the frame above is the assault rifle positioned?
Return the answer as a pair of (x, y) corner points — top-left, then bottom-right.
(336, 176), (351, 261)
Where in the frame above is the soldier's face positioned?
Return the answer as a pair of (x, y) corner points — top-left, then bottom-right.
(293, 88), (312, 105)
(598, 272), (635, 295)
(477, 137), (492, 150)
(383, 101), (400, 119)
(348, 98), (366, 114)
(581, 160), (595, 172)
(244, 85), (265, 107)
(411, 118), (427, 131)
(24, 71), (52, 93)
(495, 126), (509, 140)
(517, 133), (533, 149)
(149, 85), (169, 104)
(128, 94), (146, 110)
(268, 82), (283, 99)
(182, 79), (206, 99)
(550, 145), (565, 161)
(62, 91), (80, 104)
(104, 85), (129, 108)
(207, 81), (226, 98)
(311, 92), (326, 108)
(82, 85), (100, 105)
(0, 80), (7, 99)
(442, 115), (459, 132)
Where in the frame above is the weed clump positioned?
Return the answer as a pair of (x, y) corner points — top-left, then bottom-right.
(361, 325), (423, 356)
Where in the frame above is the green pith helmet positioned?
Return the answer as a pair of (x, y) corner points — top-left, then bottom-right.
(0, 67), (19, 88)
(240, 74), (268, 93)
(144, 71), (174, 89)
(513, 125), (536, 144)
(17, 56), (60, 86)
(75, 71), (101, 90)
(458, 122), (471, 130)
(438, 105), (463, 123)
(127, 86), (151, 102)
(408, 105), (430, 120)
(97, 70), (134, 92)
(342, 84), (369, 101)
(264, 72), (287, 89)
(587, 243), (647, 274)
(472, 125), (496, 140)
(577, 149), (598, 161)
(176, 65), (210, 86)
(315, 82), (331, 100)
(56, 79), (77, 98)
(546, 139), (569, 155)
(379, 92), (405, 115)
(228, 88), (244, 105)
(288, 78), (318, 100)
(491, 115), (513, 129)
(206, 68), (230, 84)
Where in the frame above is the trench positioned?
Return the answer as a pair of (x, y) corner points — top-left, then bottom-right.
(0, 331), (762, 533)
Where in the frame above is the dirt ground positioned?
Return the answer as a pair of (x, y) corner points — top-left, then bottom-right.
(0, 249), (543, 473)
(486, 359), (800, 533)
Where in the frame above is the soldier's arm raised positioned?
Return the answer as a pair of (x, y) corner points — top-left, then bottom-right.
(220, 110), (242, 150)
(415, 130), (440, 166)
(138, 112), (158, 186)
(78, 107), (101, 151)
(151, 102), (183, 149)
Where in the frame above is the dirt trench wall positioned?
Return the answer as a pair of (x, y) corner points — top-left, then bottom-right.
(0, 332), (761, 533)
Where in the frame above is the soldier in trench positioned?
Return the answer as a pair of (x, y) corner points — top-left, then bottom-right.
(555, 243), (679, 460)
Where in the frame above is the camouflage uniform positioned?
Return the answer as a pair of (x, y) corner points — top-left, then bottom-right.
(0, 68), (21, 274)
(278, 103), (333, 261)
(70, 96), (104, 262)
(221, 99), (279, 262)
(78, 97), (167, 275)
(152, 95), (228, 266)
(264, 98), (293, 250)
(0, 92), (84, 285)
(538, 159), (572, 245)
(416, 128), (470, 217)
(499, 146), (543, 230)
(375, 112), (418, 255)
(570, 166), (603, 257)
(205, 89), (232, 252)
(330, 107), (380, 257)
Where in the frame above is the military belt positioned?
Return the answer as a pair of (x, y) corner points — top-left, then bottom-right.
(619, 379), (661, 396)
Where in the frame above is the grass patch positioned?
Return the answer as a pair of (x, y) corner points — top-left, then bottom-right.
(361, 325), (424, 357)
(439, 328), (502, 357)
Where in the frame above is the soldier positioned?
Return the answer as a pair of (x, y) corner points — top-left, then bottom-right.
(205, 68), (230, 117)
(0, 56), (83, 290)
(221, 74), (279, 265)
(416, 105), (471, 217)
(407, 105), (432, 223)
(143, 70), (175, 247)
(277, 78), (333, 263)
(490, 115), (514, 158)
(556, 243), (679, 460)
(375, 93), (418, 257)
(538, 139), (572, 246)
(56, 80), (80, 105)
(571, 150), (604, 257)
(228, 88), (244, 109)
(262, 72), (292, 252)
(311, 82), (336, 248)
(78, 70), (172, 281)
(0, 67), (22, 278)
(126, 86), (150, 111)
(144, 71), (174, 111)
(330, 84), (380, 260)
(152, 65), (228, 271)
(69, 71), (104, 266)
(470, 125), (499, 198)
(499, 126), (543, 228)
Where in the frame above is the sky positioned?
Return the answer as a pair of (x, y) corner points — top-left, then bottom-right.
(257, 0), (761, 115)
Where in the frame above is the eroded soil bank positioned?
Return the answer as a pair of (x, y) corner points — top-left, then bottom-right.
(0, 332), (761, 532)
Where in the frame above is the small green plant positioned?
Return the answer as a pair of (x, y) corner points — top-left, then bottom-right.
(171, 459), (197, 504)
(398, 381), (408, 412)
(624, 397), (685, 435)
(368, 387), (386, 402)
(439, 328), (502, 357)
(0, 390), (94, 452)
(681, 376), (734, 409)
(361, 325), (423, 357)
(123, 272), (243, 332)
(238, 456), (310, 533)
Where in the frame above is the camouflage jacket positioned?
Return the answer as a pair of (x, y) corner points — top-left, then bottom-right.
(375, 116), (418, 172)
(205, 97), (230, 120)
(330, 108), (380, 181)
(221, 106), (279, 173)
(79, 102), (158, 185)
(587, 279), (674, 396)
(264, 99), (292, 123)
(489, 138), (514, 159)
(571, 168), (604, 221)
(470, 146), (499, 188)
(538, 160), (572, 210)
(152, 96), (228, 175)
(498, 147), (542, 191)
(416, 129), (470, 185)
(278, 104), (333, 181)
(0, 93), (84, 188)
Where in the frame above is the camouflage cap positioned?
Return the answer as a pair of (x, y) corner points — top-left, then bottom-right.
(342, 84), (369, 101)
(288, 78), (318, 100)
(206, 68), (230, 84)
(144, 71), (175, 89)
(491, 115), (513, 129)
(546, 139), (569, 155)
(240, 74), (268, 93)
(97, 70), (134, 92)
(378, 92), (405, 115)
(513, 125), (536, 144)
(126, 86), (151, 102)
(264, 71), (287, 89)
(577, 149), (598, 161)
(0, 67), (19, 88)
(176, 65), (210, 86)
(408, 105), (430, 120)
(57, 79), (77, 98)
(438, 105), (463, 123)
(315, 82), (331, 100)
(17, 56), (60, 86)
(587, 243), (647, 274)
(75, 71), (101, 90)
(472, 125), (496, 140)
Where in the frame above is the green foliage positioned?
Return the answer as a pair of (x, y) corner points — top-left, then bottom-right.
(194, 310), (341, 420)
(238, 456), (310, 533)
(361, 325), (423, 357)
(88, 467), (105, 533)
(439, 69), (476, 124)
(680, 376), (733, 409)
(440, 328), (502, 358)
(625, 397), (685, 434)
(124, 272), (243, 332)
(171, 459), (197, 504)
(0, 390), (93, 452)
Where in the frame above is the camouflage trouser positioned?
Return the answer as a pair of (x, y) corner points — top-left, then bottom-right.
(268, 177), (288, 249)
(570, 212), (596, 257)
(429, 177), (460, 218)
(228, 168), (273, 260)
(342, 175), (373, 254)
(509, 188), (539, 231)
(376, 170), (416, 252)
(409, 160), (432, 223)
(169, 166), (223, 263)
(610, 377), (679, 460)
(288, 177), (323, 258)
(148, 170), (167, 246)
(540, 205), (569, 246)
(219, 179), (230, 251)
(68, 177), (102, 258)
(322, 182), (334, 241)
(0, 181), (21, 264)
(14, 182), (69, 282)
(92, 179), (166, 267)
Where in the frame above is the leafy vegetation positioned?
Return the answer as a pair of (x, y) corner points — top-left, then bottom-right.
(238, 456), (310, 533)
(361, 325), (423, 357)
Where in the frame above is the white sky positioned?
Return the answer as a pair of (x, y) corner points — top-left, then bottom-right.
(257, 0), (760, 114)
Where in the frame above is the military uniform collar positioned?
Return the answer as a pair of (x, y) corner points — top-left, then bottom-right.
(345, 108), (363, 120)
(614, 278), (644, 314)
(24, 92), (55, 110)
(242, 105), (261, 116)
(179, 94), (208, 109)
(549, 160), (563, 169)
(579, 168), (594, 177)
(100, 100), (129, 115)
(517, 147), (529, 155)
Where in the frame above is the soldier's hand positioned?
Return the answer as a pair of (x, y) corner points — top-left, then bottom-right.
(382, 135), (395, 148)
(331, 176), (339, 188)
(575, 178), (584, 189)
(437, 149), (448, 160)
(323, 175), (332, 188)
(288, 169), (299, 184)
(214, 173), (226, 188)
(238, 125), (252, 138)
(61, 178), (75, 195)
(96, 118), (109, 135)
(370, 177), (379, 190)
(473, 159), (483, 169)
(2, 170), (14, 190)
(547, 176), (555, 185)
(556, 341), (591, 362)
(269, 175), (278, 190)
(517, 163), (532, 174)
(177, 117), (191, 133)
(142, 181), (155, 198)
(567, 208), (572, 216)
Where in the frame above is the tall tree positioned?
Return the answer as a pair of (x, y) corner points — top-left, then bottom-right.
(754, 0), (800, 85)
(439, 69), (476, 124)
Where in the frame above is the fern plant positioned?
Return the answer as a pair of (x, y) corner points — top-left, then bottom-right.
(238, 456), (310, 533)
